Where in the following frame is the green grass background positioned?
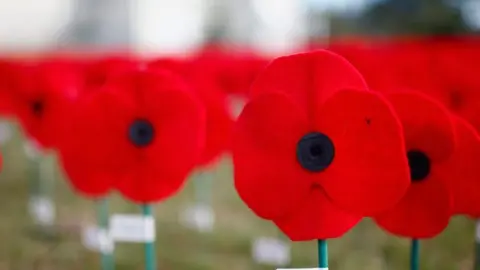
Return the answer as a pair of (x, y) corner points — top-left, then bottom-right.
(0, 120), (476, 270)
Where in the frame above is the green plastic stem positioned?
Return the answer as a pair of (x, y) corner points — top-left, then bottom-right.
(410, 239), (420, 270)
(142, 205), (156, 270)
(97, 199), (114, 270)
(318, 239), (328, 269)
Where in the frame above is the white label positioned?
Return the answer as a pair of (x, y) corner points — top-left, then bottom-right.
(109, 214), (155, 243)
(253, 237), (291, 266)
(476, 220), (480, 242)
(0, 122), (12, 144)
(179, 204), (215, 233)
(29, 196), (55, 226)
(82, 225), (114, 253)
(24, 140), (41, 159)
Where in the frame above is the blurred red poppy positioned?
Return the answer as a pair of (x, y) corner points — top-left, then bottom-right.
(374, 91), (456, 239)
(59, 65), (206, 202)
(327, 39), (396, 92)
(418, 38), (480, 133)
(0, 59), (80, 149)
(80, 55), (137, 94)
(439, 116), (480, 217)
(233, 50), (410, 240)
(149, 57), (233, 168)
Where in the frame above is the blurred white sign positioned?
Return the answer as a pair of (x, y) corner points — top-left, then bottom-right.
(179, 203), (215, 233)
(29, 196), (55, 226)
(252, 237), (291, 266)
(110, 214), (155, 243)
(82, 225), (114, 253)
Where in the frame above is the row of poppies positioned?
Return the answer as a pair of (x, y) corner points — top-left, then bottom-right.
(0, 38), (478, 243)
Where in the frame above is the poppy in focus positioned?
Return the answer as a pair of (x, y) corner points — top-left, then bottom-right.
(233, 50), (410, 240)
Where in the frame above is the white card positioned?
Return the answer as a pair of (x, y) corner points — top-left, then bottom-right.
(0, 122), (12, 145)
(252, 237), (291, 266)
(179, 204), (215, 232)
(82, 225), (114, 253)
(109, 214), (155, 243)
(29, 196), (55, 226)
(476, 220), (480, 242)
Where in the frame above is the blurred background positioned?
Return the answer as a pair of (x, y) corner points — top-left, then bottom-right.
(0, 0), (479, 269)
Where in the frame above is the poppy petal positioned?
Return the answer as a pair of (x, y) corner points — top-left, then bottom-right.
(249, 50), (368, 109)
(274, 188), (360, 241)
(374, 170), (452, 238)
(316, 89), (410, 216)
(233, 92), (311, 220)
(442, 116), (480, 217)
(59, 153), (114, 198)
(114, 69), (206, 203)
(386, 91), (455, 162)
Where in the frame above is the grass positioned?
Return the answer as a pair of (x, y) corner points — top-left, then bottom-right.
(0, 120), (477, 270)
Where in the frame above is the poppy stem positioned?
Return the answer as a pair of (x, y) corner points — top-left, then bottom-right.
(410, 239), (420, 270)
(475, 220), (480, 270)
(317, 239), (328, 269)
(142, 205), (156, 270)
(97, 199), (114, 270)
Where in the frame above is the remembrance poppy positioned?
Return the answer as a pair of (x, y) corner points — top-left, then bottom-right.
(59, 65), (206, 202)
(439, 115), (480, 217)
(233, 50), (410, 240)
(80, 55), (138, 93)
(374, 91), (456, 239)
(149, 58), (233, 167)
(418, 38), (480, 133)
(0, 59), (80, 149)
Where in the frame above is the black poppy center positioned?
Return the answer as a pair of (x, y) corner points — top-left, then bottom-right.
(31, 100), (44, 117)
(407, 150), (431, 182)
(449, 90), (463, 111)
(128, 119), (155, 147)
(296, 132), (335, 172)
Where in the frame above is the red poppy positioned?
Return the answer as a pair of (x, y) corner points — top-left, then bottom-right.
(381, 38), (437, 92)
(0, 59), (20, 115)
(233, 50), (410, 240)
(59, 65), (206, 202)
(374, 91), (456, 239)
(417, 38), (480, 133)
(80, 56), (138, 94)
(0, 59), (80, 149)
(149, 58), (234, 168)
(327, 39), (396, 92)
(439, 115), (480, 217)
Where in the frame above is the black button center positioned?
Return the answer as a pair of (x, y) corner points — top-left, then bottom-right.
(449, 90), (463, 111)
(31, 100), (44, 117)
(128, 119), (155, 147)
(296, 132), (335, 172)
(407, 150), (430, 182)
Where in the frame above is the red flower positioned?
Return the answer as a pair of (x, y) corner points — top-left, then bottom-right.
(59, 66), (206, 202)
(374, 91), (456, 239)
(149, 58), (234, 167)
(80, 56), (137, 94)
(233, 50), (410, 240)
(417, 38), (480, 133)
(0, 59), (80, 149)
(439, 116), (480, 217)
